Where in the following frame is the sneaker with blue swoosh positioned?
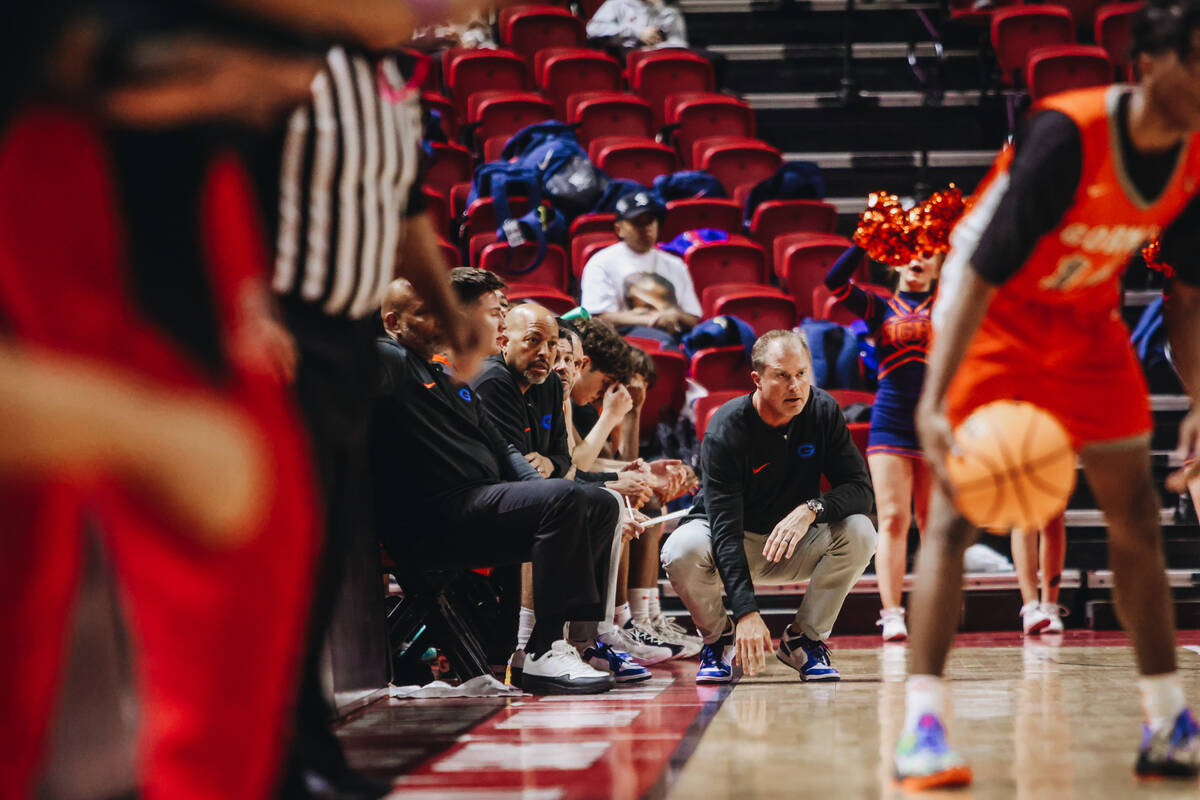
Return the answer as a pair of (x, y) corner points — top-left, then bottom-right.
(776, 625), (839, 681)
(1136, 707), (1200, 778)
(583, 641), (652, 683)
(696, 632), (736, 684)
(893, 713), (973, 790)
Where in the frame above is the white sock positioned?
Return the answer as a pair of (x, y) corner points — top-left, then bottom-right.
(516, 607), (535, 651)
(630, 588), (654, 622)
(615, 602), (632, 627)
(648, 588), (662, 619)
(1139, 672), (1187, 731)
(905, 675), (947, 731)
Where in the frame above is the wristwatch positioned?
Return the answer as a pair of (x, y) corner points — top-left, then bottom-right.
(806, 498), (825, 519)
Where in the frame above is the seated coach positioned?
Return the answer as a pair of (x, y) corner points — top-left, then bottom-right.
(370, 279), (620, 695)
(662, 329), (876, 684)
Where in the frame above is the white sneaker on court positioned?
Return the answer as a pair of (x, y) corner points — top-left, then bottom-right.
(1040, 603), (1067, 633)
(645, 614), (702, 659)
(877, 607), (908, 641)
(1020, 602), (1051, 635)
(520, 640), (614, 694)
(598, 624), (673, 665)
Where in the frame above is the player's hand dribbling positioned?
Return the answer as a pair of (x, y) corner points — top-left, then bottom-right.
(1166, 408), (1200, 493)
(916, 399), (962, 497)
(734, 612), (773, 676)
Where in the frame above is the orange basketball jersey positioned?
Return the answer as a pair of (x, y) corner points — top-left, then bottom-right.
(941, 86), (1200, 444)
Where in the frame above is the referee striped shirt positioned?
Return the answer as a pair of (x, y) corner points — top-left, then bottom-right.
(270, 46), (427, 320)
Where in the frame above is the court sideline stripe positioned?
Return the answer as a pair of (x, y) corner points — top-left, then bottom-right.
(641, 682), (736, 800)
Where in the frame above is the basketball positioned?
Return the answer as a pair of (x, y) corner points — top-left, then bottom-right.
(946, 401), (1076, 532)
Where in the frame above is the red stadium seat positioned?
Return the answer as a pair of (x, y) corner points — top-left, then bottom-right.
(684, 238), (769, 295)
(570, 213), (618, 238)
(500, 5), (586, 64)
(701, 282), (787, 318)
(628, 49), (716, 128)
(464, 196), (538, 238)
(664, 93), (756, 167)
(772, 232), (852, 280)
(625, 335), (663, 351)
(536, 48), (623, 117)
(990, 6), (1075, 86)
(711, 290), (798, 337)
(450, 182), (472, 222)
(469, 232), (501, 266)
(641, 350), (689, 438)
(421, 92), (458, 140)
(692, 346), (754, 392)
(829, 389), (877, 408)
(483, 135), (509, 163)
(506, 284), (577, 314)
(1057, 0), (1109, 29)
(423, 187), (451, 238)
(466, 91), (555, 146)
(479, 243), (570, 290)
(812, 285), (858, 325)
(437, 238), (461, 269)
(567, 92), (655, 146)
(426, 143), (474, 201)
(592, 139), (678, 186)
(1027, 44), (1112, 100)
(775, 233), (855, 317)
(444, 49), (531, 117)
(749, 200), (839, 273)
(571, 232), (618, 278)
(847, 422), (870, 461)
(660, 198), (744, 240)
(695, 390), (745, 440)
(693, 137), (783, 196)
(1096, 2), (1140, 80)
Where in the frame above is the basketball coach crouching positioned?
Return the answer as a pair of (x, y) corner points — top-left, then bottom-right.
(662, 329), (876, 684)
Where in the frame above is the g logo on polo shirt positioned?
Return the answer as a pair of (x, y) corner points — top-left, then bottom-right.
(541, 414), (553, 429)
(796, 444), (816, 458)
(459, 388), (472, 402)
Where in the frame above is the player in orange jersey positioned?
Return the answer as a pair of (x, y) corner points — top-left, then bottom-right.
(893, 0), (1200, 788)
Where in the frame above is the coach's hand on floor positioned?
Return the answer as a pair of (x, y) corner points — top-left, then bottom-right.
(734, 612), (773, 676)
(762, 504), (815, 563)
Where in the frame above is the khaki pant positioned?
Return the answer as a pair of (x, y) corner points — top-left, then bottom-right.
(661, 515), (877, 643)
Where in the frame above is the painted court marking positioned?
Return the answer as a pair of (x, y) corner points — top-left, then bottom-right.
(431, 742), (611, 773)
(494, 709), (642, 730)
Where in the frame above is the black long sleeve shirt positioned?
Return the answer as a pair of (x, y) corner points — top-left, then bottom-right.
(471, 354), (618, 482)
(686, 389), (874, 621)
(369, 340), (539, 522)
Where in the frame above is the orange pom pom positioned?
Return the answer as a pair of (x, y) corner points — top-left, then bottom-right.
(854, 185), (967, 268)
(1142, 238), (1175, 279)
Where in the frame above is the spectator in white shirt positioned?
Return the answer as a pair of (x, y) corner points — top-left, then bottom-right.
(580, 192), (702, 347)
(586, 0), (688, 51)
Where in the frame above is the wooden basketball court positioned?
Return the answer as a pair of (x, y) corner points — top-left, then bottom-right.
(340, 630), (1200, 799)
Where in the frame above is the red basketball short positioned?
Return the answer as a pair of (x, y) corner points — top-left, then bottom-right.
(945, 316), (1152, 448)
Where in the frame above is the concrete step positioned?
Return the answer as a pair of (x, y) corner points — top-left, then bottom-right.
(684, 0), (947, 46)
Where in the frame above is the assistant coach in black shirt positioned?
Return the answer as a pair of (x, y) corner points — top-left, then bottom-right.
(662, 329), (875, 684)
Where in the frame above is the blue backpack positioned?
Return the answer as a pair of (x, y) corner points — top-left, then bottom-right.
(657, 228), (729, 259)
(652, 171), (726, 203)
(498, 122), (608, 219)
(742, 162), (826, 226)
(467, 162), (567, 273)
(1131, 296), (1184, 393)
(681, 315), (758, 361)
(799, 319), (861, 389)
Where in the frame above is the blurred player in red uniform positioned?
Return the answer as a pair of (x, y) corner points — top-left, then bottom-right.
(893, 0), (1200, 788)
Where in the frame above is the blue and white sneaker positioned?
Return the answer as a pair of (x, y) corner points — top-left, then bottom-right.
(776, 626), (840, 681)
(893, 713), (973, 790)
(583, 641), (652, 683)
(1136, 707), (1200, 778)
(696, 635), (736, 684)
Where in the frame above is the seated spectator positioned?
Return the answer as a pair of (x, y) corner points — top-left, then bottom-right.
(370, 279), (626, 695)
(661, 330), (877, 684)
(580, 192), (701, 347)
(586, 0), (689, 53)
(410, 12), (495, 50)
